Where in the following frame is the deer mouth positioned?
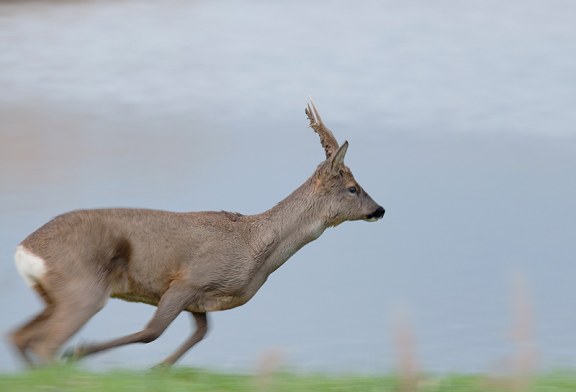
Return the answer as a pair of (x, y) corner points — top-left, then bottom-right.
(364, 206), (385, 222)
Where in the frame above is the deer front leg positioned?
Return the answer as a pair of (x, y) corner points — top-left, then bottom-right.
(154, 311), (208, 368)
(69, 283), (197, 361)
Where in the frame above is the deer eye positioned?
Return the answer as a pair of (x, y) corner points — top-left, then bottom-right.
(348, 186), (357, 194)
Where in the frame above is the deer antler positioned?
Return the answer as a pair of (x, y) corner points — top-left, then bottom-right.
(305, 99), (339, 159)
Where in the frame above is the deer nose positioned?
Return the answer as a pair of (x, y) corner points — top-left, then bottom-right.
(367, 206), (385, 220)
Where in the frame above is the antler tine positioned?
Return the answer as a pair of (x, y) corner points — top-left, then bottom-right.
(305, 99), (339, 159)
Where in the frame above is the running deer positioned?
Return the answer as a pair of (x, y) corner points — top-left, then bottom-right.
(9, 101), (385, 367)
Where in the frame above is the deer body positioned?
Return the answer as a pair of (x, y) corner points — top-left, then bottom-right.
(10, 101), (384, 367)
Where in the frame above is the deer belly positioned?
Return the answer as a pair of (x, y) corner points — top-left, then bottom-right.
(205, 295), (250, 311)
(192, 282), (265, 312)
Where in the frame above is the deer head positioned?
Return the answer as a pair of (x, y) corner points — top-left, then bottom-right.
(306, 100), (385, 227)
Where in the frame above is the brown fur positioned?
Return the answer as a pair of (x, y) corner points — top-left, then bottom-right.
(9, 101), (384, 367)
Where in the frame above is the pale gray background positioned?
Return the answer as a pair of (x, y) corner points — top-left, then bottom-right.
(1, 0), (575, 374)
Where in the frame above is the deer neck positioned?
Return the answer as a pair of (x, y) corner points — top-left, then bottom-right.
(252, 176), (327, 274)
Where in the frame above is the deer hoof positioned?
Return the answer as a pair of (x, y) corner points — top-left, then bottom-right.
(62, 344), (87, 362)
(151, 361), (173, 371)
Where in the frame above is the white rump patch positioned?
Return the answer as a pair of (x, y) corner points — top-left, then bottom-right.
(14, 245), (47, 286)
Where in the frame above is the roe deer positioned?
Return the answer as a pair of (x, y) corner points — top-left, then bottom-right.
(9, 100), (385, 368)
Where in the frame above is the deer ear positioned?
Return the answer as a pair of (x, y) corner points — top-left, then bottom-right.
(330, 140), (349, 171)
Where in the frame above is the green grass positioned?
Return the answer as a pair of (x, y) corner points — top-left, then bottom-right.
(0, 366), (575, 392)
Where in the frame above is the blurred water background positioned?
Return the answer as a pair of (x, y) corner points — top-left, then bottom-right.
(1, 0), (575, 374)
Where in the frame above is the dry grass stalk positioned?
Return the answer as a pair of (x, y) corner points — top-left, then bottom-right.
(509, 274), (538, 391)
(485, 274), (539, 392)
(253, 348), (283, 392)
(393, 309), (420, 392)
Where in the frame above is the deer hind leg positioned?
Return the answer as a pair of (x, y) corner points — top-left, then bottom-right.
(71, 281), (198, 362)
(28, 281), (109, 365)
(155, 311), (208, 367)
(9, 283), (55, 366)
